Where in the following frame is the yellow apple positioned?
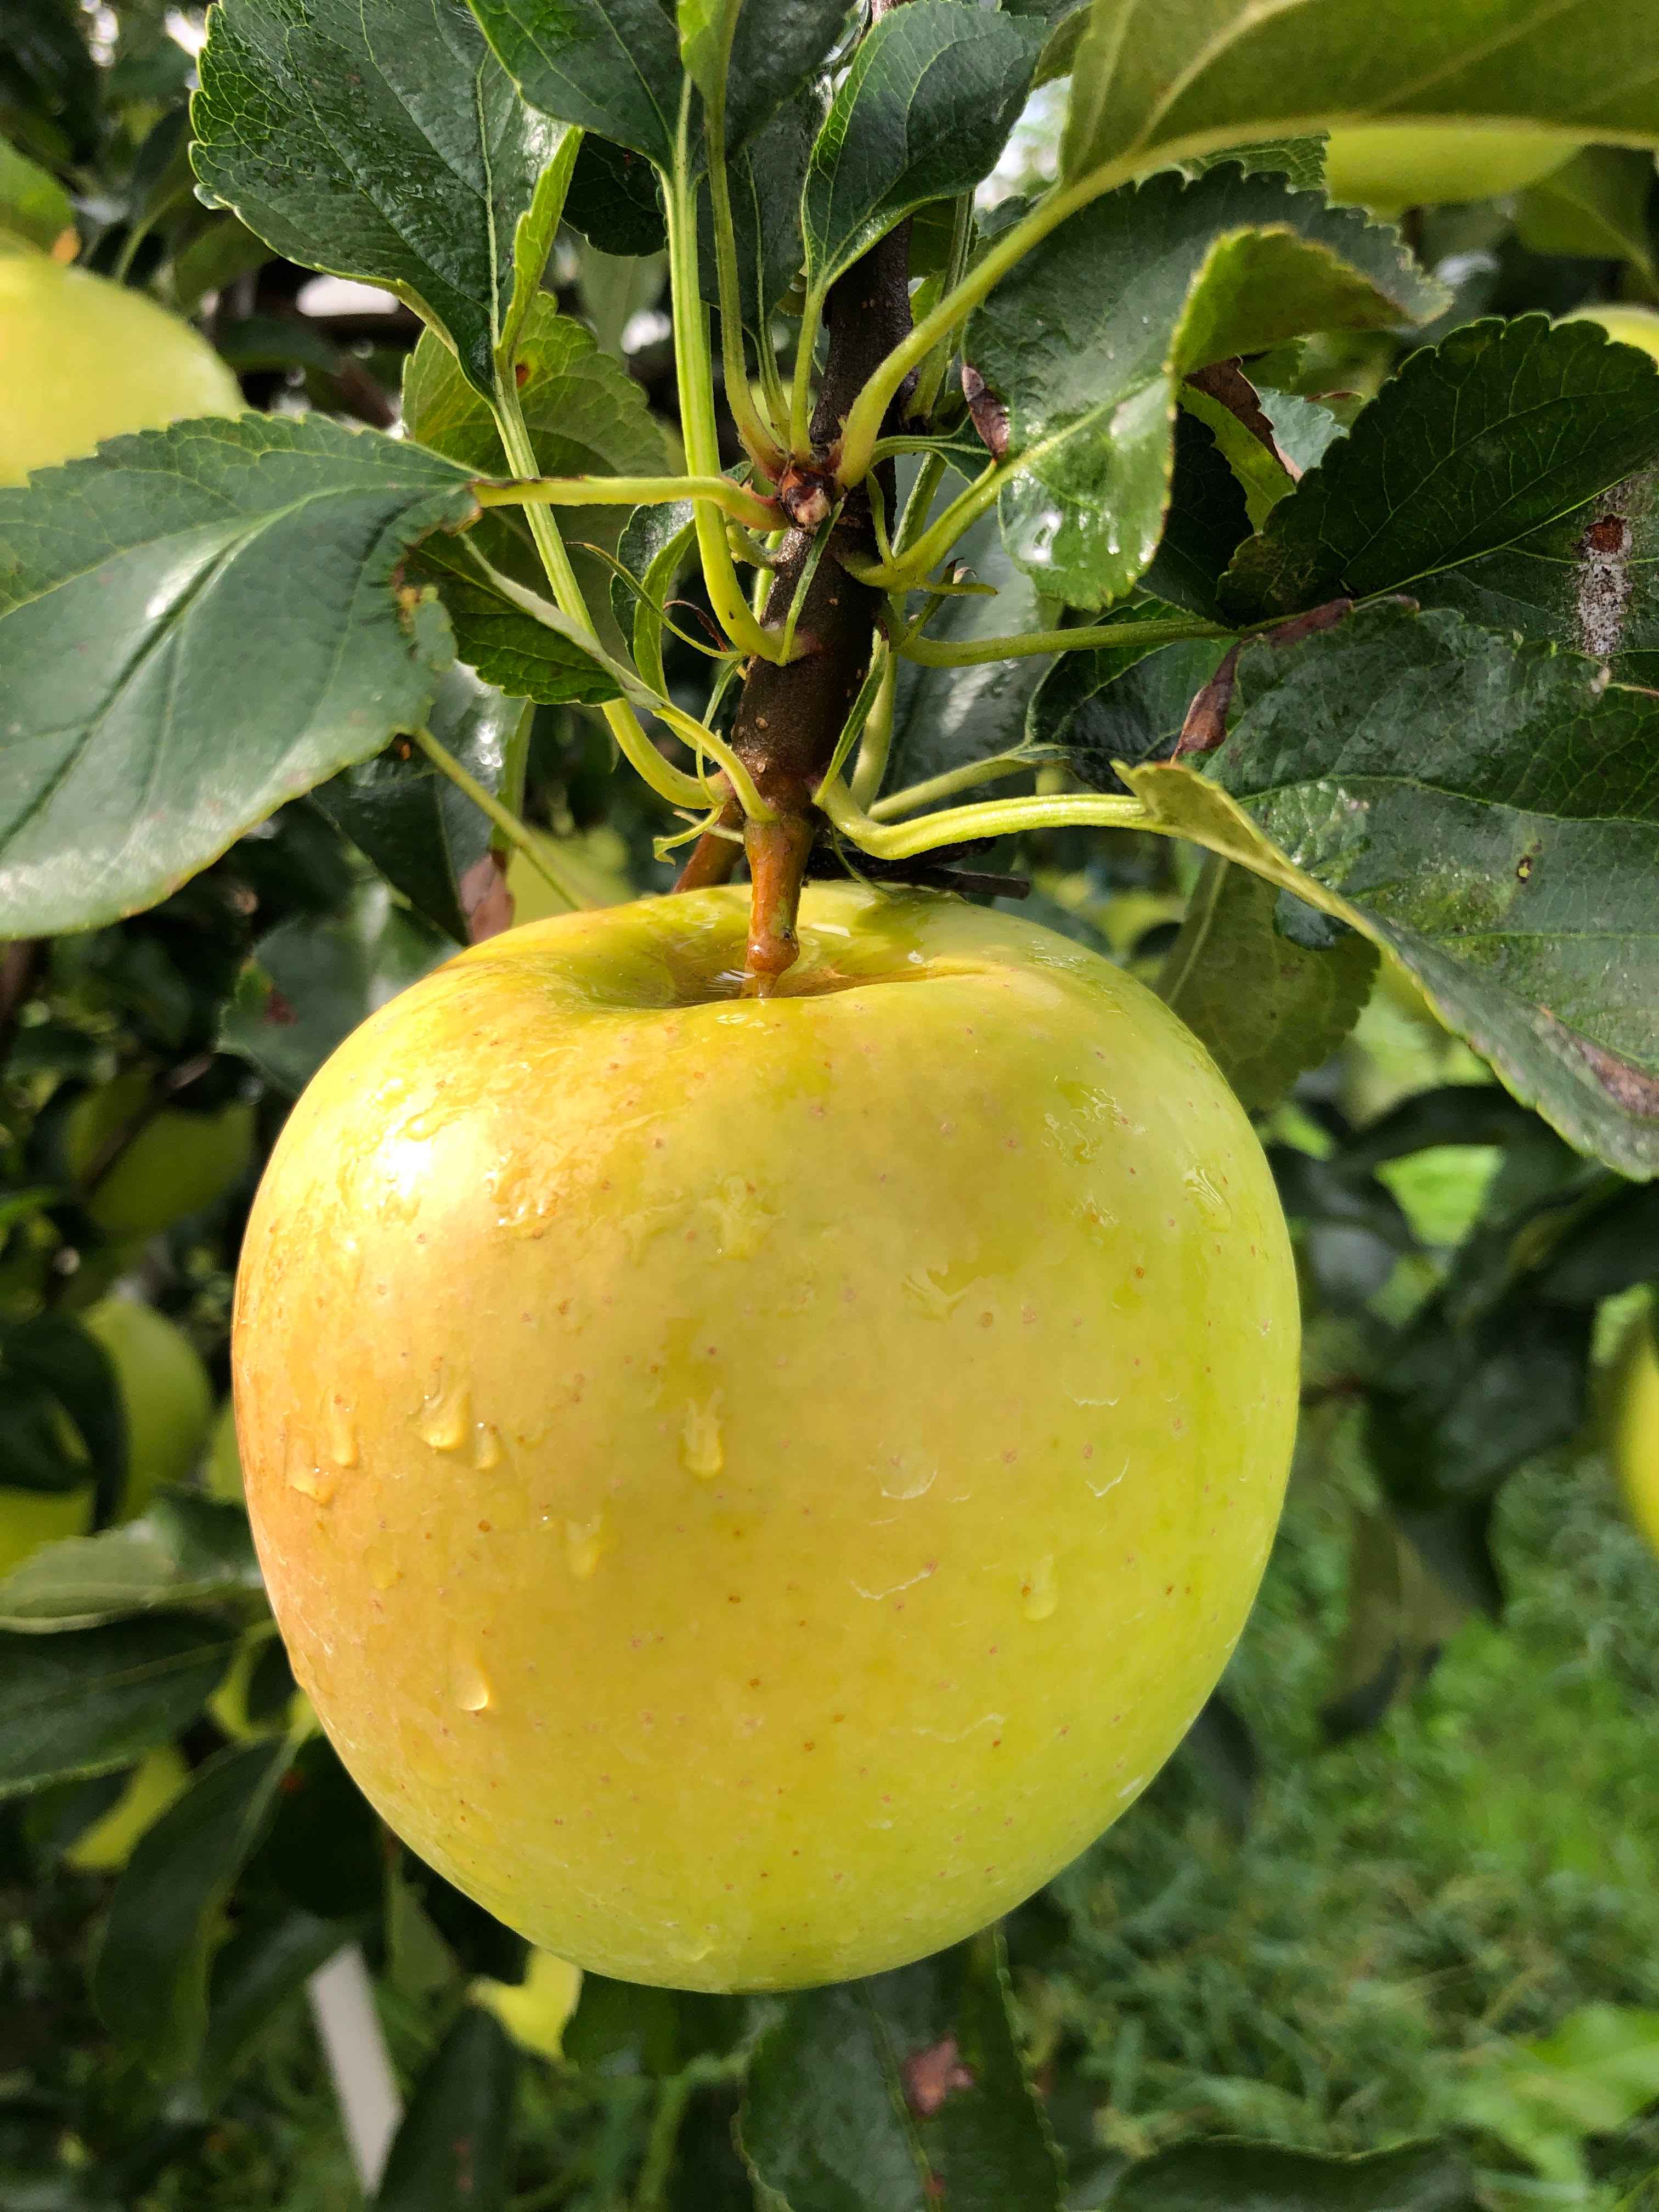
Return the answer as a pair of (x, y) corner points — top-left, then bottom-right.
(473, 1950), (583, 2061)
(0, 1296), (213, 1575)
(66, 1071), (256, 1240)
(233, 884), (1299, 1991)
(1323, 124), (1583, 216)
(0, 252), (243, 485)
(63, 1745), (190, 1872)
(1558, 306), (1659, 363)
(1608, 1306), (1659, 1560)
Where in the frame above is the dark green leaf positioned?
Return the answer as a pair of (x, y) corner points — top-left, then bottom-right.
(0, 134), (73, 250)
(1534, 1179), (1659, 1306)
(3, 1312), (126, 1523)
(0, 415), (477, 936)
(1062, 0), (1659, 186)
(196, 1904), (351, 2102)
(408, 533), (630, 705)
(968, 165), (1440, 606)
(563, 1973), (743, 2076)
(1320, 1509), (1466, 1741)
(723, 0), (849, 156)
(374, 2004), (517, 2212)
(741, 1936), (1061, 2212)
(466, 0), (684, 169)
(252, 1735), (385, 1922)
(220, 882), (452, 1096)
(93, 1737), (292, 2079)
(1157, 857), (1376, 1114)
(0, 1616), (237, 1798)
(194, 0), (575, 393)
(611, 498), (698, 697)
(0, 1493), (261, 1631)
(699, 85), (822, 331)
(885, 507), (1044, 793)
(1026, 621), (1227, 793)
(0, 0), (100, 165)
(317, 666), (518, 943)
(1108, 2136), (1478, 2210)
(1142, 413), (1253, 619)
(1207, 602), (1659, 1177)
(801, 2), (1040, 297)
(1222, 319), (1659, 624)
(565, 133), (666, 255)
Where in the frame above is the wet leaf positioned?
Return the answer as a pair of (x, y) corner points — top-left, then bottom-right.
(466, 0), (684, 170)
(0, 1493), (261, 1632)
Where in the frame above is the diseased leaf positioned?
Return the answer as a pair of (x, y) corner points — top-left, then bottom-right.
(801, 2), (1040, 297)
(1062, 0), (1659, 188)
(93, 1737), (292, 2080)
(317, 665), (519, 944)
(465, 0), (684, 170)
(885, 507), (1045, 794)
(741, 1936), (1062, 2212)
(221, 882), (452, 1097)
(1158, 857), (1377, 1114)
(193, 0), (575, 393)
(0, 1617), (238, 1797)
(967, 164), (1441, 606)
(375, 2005), (518, 2212)
(1026, 611), (1225, 793)
(1222, 319), (1659, 627)
(0, 415), (477, 936)
(0, 1493), (262, 1632)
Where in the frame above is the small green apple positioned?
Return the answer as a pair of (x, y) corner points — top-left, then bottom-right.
(0, 252), (242, 485)
(84, 1295), (214, 1516)
(1324, 124), (1583, 216)
(66, 1070), (256, 1239)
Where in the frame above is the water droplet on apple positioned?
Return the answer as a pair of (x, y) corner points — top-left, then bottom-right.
(565, 1511), (608, 1578)
(418, 1373), (472, 1452)
(680, 1392), (725, 1479)
(1022, 1554), (1059, 1622)
(879, 1449), (937, 1500)
(323, 1395), (358, 1468)
(472, 1422), (502, 1472)
(288, 1463), (335, 1505)
(452, 1650), (492, 1712)
(367, 1542), (400, 1590)
(1183, 1165), (1233, 1227)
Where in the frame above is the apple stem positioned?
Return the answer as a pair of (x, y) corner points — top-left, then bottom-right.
(742, 812), (817, 991)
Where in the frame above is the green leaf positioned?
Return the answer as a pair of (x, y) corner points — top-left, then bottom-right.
(1515, 147), (1658, 280)
(801, 2), (1040, 298)
(193, 0), (575, 395)
(1222, 318), (1659, 624)
(1158, 857), (1377, 1115)
(1025, 611), (1225, 791)
(886, 508), (1045, 793)
(967, 164), (1441, 607)
(0, 1616), (238, 1797)
(0, 414), (478, 937)
(699, 84), (822, 331)
(196, 1905), (352, 2103)
(93, 1736), (292, 2079)
(3, 1311), (127, 1522)
(221, 881), (452, 1097)
(1, 0), (100, 166)
(724, 0), (849, 157)
(0, 1493), (262, 1632)
(1142, 413), (1253, 619)
(610, 498), (698, 696)
(402, 295), (667, 701)
(1453, 2005), (1659, 2187)
(1062, 0), (1659, 188)
(465, 0), (684, 170)
(317, 666), (518, 944)
(1108, 2136), (1477, 2210)
(563, 1974), (743, 2075)
(1319, 1506), (1467, 1740)
(741, 1935), (1062, 2212)
(565, 133), (666, 255)
(375, 2004), (518, 2212)
(0, 132), (73, 249)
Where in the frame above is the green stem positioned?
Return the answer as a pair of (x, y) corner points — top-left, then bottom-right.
(757, 311), (789, 438)
(850, 455), (1011, 588)
(836, 161), (1135, 488)
(789, 284), (825, 456)
(489, 373), (712, 810)
(411, 725), (594, 907)
(665, 133), (781, 663)
(476, 473), (780, 530)
(906, 189), (976, 424)
(815, 771), (1147, 860)
(899, 613), (1227, 667)
(849, 649), (896, 806)
(704, 69), (787, 478)
(653, 702), (774, 821)
(868, 746), (1041, 820)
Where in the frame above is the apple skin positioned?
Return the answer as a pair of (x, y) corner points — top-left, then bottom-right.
(63, 1745), (190, 1873)
(0, 253), (242, 486)
(233, 884), (1299, 1991)
(1608, 1307), (1659, 1561)
(66, 1071), (256, 1240)
(1323, 125), (1582, 215)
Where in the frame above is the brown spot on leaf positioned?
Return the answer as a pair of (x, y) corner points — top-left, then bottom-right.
(263, 990), (297, 1027)
(961, 364), (1010, 461)
(1173, 645), (1240, 758)
(1543, 1015), (1659, 1120)
(902, 2036), (977, 2118)
(1573, 503), (1633, 662)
